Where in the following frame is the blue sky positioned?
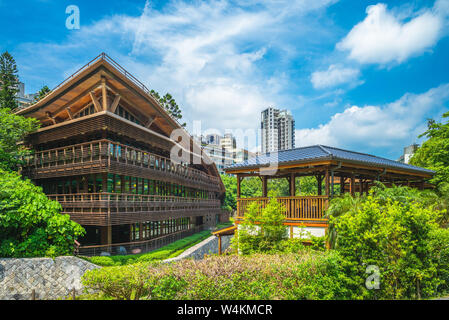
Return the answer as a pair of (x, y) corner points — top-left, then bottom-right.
(2, 0), (449, 159)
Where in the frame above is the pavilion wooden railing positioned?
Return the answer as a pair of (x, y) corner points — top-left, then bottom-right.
(237, 196), (329, 221)
(21, 139), (221, 191)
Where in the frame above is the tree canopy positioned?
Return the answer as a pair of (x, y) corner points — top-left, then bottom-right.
(150, 90), (186, 127)
(0, 51), (19, 109)
(410, 112), (449, 192)
(0, 107), (39, 171)
(34, 85), (51, 102)
(0, 169), (85, 257)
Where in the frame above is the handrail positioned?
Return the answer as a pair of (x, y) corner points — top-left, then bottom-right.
(48, 193), (220, 204)
(237, 196), (328, 221)
(23, 139), (220, 186)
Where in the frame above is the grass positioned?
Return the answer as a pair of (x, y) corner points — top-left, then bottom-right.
(83, 222), (233, 267)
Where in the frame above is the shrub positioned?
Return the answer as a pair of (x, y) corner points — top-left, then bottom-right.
(232, 196), (288, 254)
(0, 170), (85, 257)
(84, 230), (212, 266)
(82, 251), (353, 300)
(328, 185), (446, 299)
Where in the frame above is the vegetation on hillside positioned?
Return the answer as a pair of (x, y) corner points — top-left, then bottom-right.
(0, 51), (85, 258)
(0, 169), (85, 258)
(410, 111), (449, 194)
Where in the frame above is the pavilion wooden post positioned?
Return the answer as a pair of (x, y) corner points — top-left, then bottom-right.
(325, 168), (330, 197)
(218, 235), (222, 255)
(262, 175), (268, 197)
(324, 168), (330, 210)
(289, 173), (295, 196)
(317, 175), (322, 195)
(340, 176), (345, 194)
(350, 174), (355, 196)
(236, 174), (241, 216)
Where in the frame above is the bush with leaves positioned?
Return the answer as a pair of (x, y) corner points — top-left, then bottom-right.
(82, 251), (354, 300)
(232, 195), (288, 254)
(327, 184), (448, 299)
(0, 107), (39, 171)
(0, 169), (85, 257)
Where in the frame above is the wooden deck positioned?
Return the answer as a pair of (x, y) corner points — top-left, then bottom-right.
(237, 196), (328, 224)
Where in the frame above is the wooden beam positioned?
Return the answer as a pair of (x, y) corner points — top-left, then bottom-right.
(145, 116), (156, 128)
(45, 111), (56, 125)
(66, 107), (74, 120)
(110, 93), (121, 113)
(101, 76), (108, 111)
(89, 91), (102, 112)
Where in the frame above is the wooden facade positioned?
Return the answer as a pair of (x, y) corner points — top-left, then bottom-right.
(17, 53), (226, 254)
(225, 145), (435, 229)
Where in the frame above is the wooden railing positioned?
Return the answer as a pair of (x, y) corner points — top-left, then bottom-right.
(22, 139), (220, 190)
(48, 193), (219, 204)
(237, 196), (328, 221)
(77, 225), (204, 256)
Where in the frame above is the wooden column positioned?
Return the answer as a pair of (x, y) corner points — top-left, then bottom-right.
(218, 235), (222, 255)
(340, 176), (345, 194)
(350, 174), (355, 196)
(236, 174), (241, 198)
(325, 168), (330, 197)
(236, 174), (241, 216)
(101, 76), (108, 111)
(262, 175), (268, 197)
(289, 173), (295, 196)
(317, 175), (322, 195)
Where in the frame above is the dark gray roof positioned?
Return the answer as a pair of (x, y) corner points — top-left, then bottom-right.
(225, 145), (434, 175)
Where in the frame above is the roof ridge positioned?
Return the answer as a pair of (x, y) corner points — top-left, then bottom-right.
(317, 145), (332, 156)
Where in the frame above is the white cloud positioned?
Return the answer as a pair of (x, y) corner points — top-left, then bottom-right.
(311, 64), (360, 89)
(16, 0), (338, 152)
(337, 3), (445, 65)
(295, 83), (449, 150)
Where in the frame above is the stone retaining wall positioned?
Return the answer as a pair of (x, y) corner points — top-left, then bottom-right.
(0, 235), (233, 300)
(164, 235), (233, 262)
(0, 256), (99, 300)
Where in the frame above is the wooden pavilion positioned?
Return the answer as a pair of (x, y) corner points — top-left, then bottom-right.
(16, 53), (227, 255)
(224, 145), (434, 238)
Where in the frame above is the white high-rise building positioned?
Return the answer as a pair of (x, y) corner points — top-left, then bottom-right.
(261, 107), (295, 153)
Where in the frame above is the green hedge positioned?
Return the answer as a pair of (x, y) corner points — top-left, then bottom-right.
(84, 230), (213, 266)
(81, 250), (352, 300)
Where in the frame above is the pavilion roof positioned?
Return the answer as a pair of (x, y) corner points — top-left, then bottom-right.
(225, 145), (434, 176)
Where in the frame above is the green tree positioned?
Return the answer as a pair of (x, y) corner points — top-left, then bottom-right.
(327, 184), (447, 299)
(410, 112), (449, 190)
(220, 174), (237, 210)
(34, 85), (51, 102)
(0, 51), (19, 109)
(0, 169), (85, 257)
(232, 195), (288, 254)
(0, 107), (39, 171)
(150, 90), (186, 127)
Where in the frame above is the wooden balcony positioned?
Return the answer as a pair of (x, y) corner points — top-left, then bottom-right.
(48, 193), (222, 226)
(237, 196), (328, 225)
(21, 139), (221, 192)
